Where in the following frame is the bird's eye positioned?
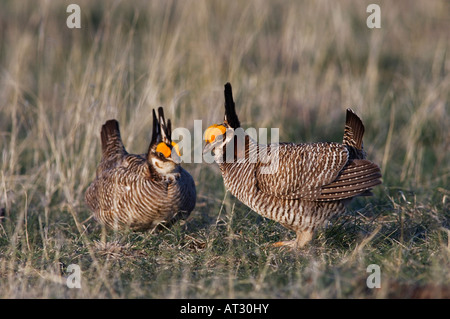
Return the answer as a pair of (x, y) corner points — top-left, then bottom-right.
(156, 142), (171, 158)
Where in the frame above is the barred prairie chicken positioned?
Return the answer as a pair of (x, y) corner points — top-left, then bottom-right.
(85, 107), (196, 231)
(204, 83), (382, 249)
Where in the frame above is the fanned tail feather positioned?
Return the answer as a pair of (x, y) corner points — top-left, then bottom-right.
(343, 108), (365, 159)
(318, 159), (382, 201)
(101, 120), (125, 155)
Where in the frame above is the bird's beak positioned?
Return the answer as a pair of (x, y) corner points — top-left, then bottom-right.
(171, 150), (181, 164)
(170, 142), (181, 164)
(203, 141), (215, 155)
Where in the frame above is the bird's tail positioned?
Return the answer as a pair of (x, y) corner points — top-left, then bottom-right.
(101, 119), (125, 156)
(343, 108), (365, 159)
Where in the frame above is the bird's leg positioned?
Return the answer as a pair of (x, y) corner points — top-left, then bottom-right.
(295, 229), (313, 248)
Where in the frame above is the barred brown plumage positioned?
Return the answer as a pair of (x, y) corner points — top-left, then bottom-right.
(85, 107), (196, 231)
(203, 83), (382, 249)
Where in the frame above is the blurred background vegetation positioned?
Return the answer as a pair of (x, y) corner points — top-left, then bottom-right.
(0, 0), (448, 298)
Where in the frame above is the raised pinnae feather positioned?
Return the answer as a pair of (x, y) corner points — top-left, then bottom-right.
(224, 82), (241, 129)
(157, 106), (173, 145)
(150, 108), (160, 146)
(166, 119), (172, 141)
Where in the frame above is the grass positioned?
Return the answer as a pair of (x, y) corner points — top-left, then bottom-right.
(0, 0), (449, 298)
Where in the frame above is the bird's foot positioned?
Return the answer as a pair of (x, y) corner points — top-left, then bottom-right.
(272, 230), (314, 250)
(272, 240), (298, 249)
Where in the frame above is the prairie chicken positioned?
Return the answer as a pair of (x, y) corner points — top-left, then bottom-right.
(85, 107), (196, 231)
(204, 83), (382, 249)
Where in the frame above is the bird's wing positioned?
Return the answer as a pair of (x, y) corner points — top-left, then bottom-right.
(93, 156), (153, 212)
(255, 142), (350, 200)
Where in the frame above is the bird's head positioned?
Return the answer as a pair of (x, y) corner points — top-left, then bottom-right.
(148, 107), (181, 175)
(203, 83), (241, 157)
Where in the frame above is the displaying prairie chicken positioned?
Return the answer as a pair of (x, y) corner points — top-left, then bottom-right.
(204, 83), (382, 249)
(85, 107), (196, 231)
